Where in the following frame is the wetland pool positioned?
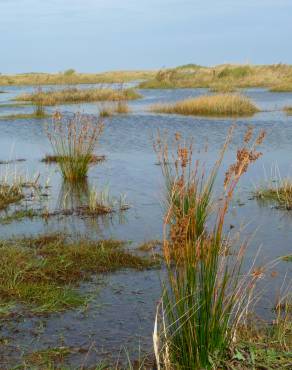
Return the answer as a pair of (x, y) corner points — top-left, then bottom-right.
(0, 85), (291, 368)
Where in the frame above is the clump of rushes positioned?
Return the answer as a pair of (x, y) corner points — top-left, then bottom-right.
(115, 100), (130, 114)
(86, 185), (130, 215)
(151, 94), (259, 117)
(254, 178), (292, 210)
(46, 112), (104, 182)
(15, 87), (141, 106)
(88, 185), (113, 214)
(98, 101), (131, 117)
(33, 93), (46, 118)
(153, 127), (266, 369)
(0, 234), (154, 314)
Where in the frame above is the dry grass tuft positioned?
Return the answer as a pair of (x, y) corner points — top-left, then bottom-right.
(0, 70), (156, 86)
(151, 94), (259, 117)
(0, 184), (24, 210)
(15, 88), (141, 106)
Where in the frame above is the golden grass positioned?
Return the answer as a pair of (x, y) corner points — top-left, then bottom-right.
(151, 94), (259, 117)
(140, 64), (292, 90)
(0, 184), (24, 210)
(115, 100), (130, 114)
(0, 70), (156, 86)
(15, 88), (141, 106)
(270, 82), (292, 92)
(209, 83), (237, 93)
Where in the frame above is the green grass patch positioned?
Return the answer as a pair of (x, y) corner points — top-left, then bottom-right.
(282, 255), (292, 262)
(24, 346), (73, 368)
(0, 208), (39, 224)
(151, 94), (259, 117)
(0, 233), (155, 314)
(0, 112), (50, 120)
(15, 88), (141, 106)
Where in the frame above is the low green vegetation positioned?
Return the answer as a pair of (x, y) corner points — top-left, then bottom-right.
(46, 113), (104, 181)
(221, 321), (292, 369)
(139, 63), (292, 90)
(24, 347), (73, 369)
(0, 158), (26, 165)
(0, 233), (154, 315)
(0, 112), (50, 120)
(42, 154), (105, 164)
(282, 255), (292, 262)
(0, 96), (48, 120)
(0, 70), (156, 86)
(15, 87), (141, 106)
(0, 208), (39, 224)
(151, 93), (259, 117)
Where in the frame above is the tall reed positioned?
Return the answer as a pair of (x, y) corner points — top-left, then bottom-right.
(46, 113), (104, 182)
(153, 127), (265, 369)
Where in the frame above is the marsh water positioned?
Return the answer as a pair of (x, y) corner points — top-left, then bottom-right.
(0, 85), (291, 367)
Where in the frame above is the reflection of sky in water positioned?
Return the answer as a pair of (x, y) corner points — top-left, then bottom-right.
(0, 86), (291, 365)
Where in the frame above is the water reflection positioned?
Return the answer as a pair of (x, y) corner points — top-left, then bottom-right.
(54, 179), (129, 237)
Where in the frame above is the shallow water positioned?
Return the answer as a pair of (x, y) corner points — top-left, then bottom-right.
(0, 86), (291, 367)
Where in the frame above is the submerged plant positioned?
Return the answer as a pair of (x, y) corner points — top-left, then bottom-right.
(153, 127), (265, 369)
(254, 173), (292, 210)
(46, 112), (104, 181)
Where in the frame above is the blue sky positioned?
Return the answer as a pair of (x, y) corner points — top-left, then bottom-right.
(0, 0), (291, 73)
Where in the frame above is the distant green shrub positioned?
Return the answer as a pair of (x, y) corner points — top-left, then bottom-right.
(64, 69), (76, 76)
(218, 66), (252, 79)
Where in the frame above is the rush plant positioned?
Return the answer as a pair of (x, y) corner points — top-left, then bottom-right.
(153, 127), (266, 369)
(46, 112), (104, 182)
